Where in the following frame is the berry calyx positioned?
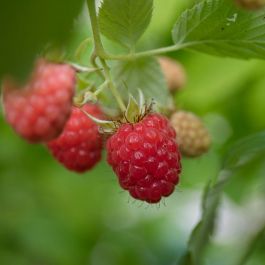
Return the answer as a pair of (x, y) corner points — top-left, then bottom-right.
(158, 56), (186, 92)
(107, 113), (181, 204)
(2, 59), (75, 143)
(170, 111), (211, 157)
(47, 104), (103, 173)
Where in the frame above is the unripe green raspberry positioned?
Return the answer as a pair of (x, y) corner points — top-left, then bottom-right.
(235, 0), (265, 9)
(158, 56), (186, 92)
(170, 111), (211, 157)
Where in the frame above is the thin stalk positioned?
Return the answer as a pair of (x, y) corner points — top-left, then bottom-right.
(86, 0), (107, 58)
(102, 44), (187, 61)
(90, 51), (105, 80)
(87, 0), (126, 112)
(94, 81), (108, 96)
(100, 59), (126, 112)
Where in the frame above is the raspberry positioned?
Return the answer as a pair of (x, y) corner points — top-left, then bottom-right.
(170, 111), (211, 157)
(106, 113), (181, 204)
(235, 0), (265, 9)
(47, 104), (103, 173)
(158, 56), (186, 92)
(2, 59), (75, 143)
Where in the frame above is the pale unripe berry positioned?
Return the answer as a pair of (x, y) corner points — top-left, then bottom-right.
(158, 56), (186, 92)
(170, 111), (211, 157)
(235, 0), (265, 9)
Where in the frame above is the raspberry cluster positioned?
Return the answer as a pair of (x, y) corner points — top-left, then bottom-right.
(107, 113), (181, 203)
(2, 59), (104, 173)
(2, 57), (185, 204)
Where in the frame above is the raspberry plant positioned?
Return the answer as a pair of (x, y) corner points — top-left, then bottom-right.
(1, 0), (265, 265)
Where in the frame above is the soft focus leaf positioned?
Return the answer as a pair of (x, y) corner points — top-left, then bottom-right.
(0, 0), (83, 80)
(99, 0), (153, 48)
(224, 131), (265, 169)
(172, 0), (265, 59)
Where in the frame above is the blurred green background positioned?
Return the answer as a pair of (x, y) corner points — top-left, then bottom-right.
(0, 1), (265, 265)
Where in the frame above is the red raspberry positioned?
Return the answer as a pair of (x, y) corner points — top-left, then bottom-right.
(2, 59), (75, 143)
(107, 113), (181, 204)
(47, 104), (103, 173)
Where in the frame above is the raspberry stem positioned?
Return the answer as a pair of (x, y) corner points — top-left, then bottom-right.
(101, 44), (188, 61)
(90, 51), (105, 80)
(100, 59), (126, 112)
(94, 81), (108, 96)
(86, 0), (108, 59)
(87, 0), (126, 112)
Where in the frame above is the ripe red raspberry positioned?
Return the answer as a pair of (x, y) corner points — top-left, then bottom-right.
(107, 113), (181, 204)
(47, 104), (103, 173)
(2, 59), (75, 143)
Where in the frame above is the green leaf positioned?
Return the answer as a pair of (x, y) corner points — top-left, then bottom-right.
(98, 0), (153, 48)
(172, 0), (265, 60)
(223, 131), (265, 169)
(0, 0), (83, 80)
(112, 57), (172, 109)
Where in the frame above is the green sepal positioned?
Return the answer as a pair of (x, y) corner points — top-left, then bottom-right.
(125, 94), (141, 123)
(70, 63), (102, 73)
(81, 109), (116, 134)
(138, 89), (145, 111)
(74, 91), (98, 107)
